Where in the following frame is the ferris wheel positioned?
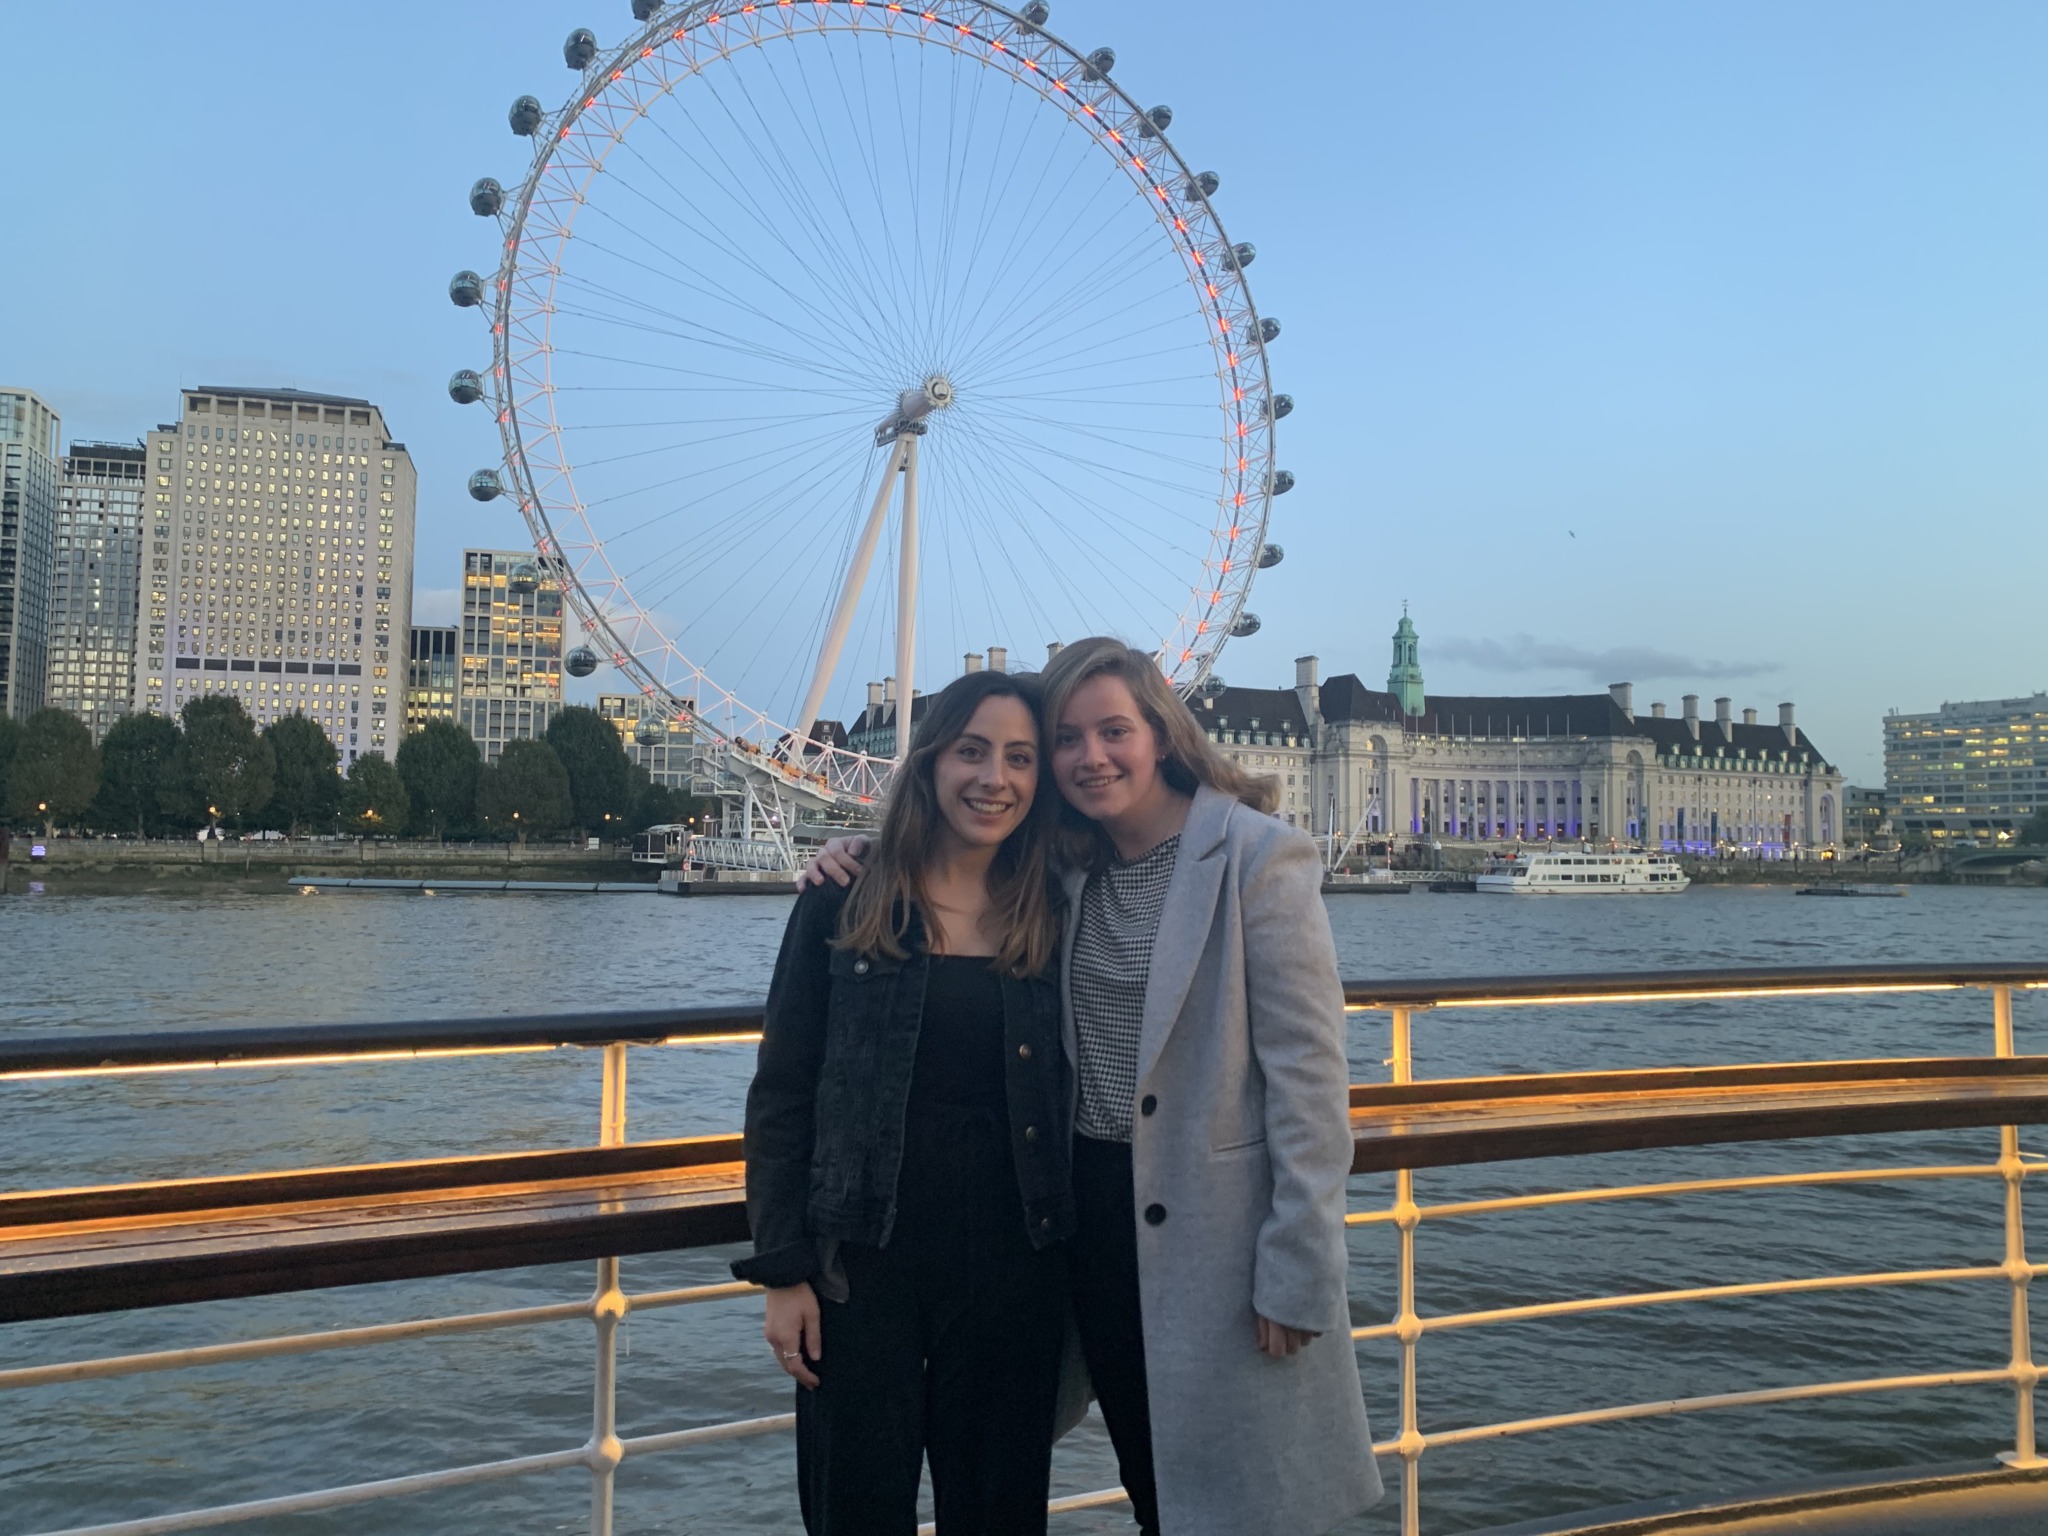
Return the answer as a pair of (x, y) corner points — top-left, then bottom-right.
(449, 0), (1292, 809)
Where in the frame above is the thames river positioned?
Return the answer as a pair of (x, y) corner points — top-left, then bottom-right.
(2, 884), (2044, 1534)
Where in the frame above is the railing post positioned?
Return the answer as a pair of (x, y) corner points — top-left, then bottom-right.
(1389, 1006), (1426, 1536)
(1991, 986), (2043, 1468)
(590, 1043), (630, 1534)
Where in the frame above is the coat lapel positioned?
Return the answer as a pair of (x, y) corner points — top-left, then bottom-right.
(1136, 786), (1233, 1085)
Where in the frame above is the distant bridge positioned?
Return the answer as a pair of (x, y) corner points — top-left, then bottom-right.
(1949, 844), (2048, 873)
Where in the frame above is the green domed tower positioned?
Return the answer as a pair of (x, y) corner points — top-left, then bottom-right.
(1388, 605), (1426, 718)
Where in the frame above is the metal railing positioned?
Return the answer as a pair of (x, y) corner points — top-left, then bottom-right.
(4, 962), (2048, 1536)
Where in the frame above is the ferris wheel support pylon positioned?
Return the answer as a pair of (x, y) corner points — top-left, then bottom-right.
(895, 431), (920, 764)
(793, 434), (911, 757)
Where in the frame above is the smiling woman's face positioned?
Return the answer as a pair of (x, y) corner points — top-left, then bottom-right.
(1051, 673), (1166, 826)
(930, 693), (1040, 852)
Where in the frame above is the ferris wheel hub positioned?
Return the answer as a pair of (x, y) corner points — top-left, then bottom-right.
(877, 374), (955, 443)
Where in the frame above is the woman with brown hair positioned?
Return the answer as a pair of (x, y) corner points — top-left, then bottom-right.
(735, 668), (1075, 1534)
(804, 638), (1380, 1536)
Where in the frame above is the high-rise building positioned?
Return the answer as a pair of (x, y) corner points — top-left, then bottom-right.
(457, 549), (562, 763)
(0, 388), (61, 719)
(406, 625), (458, 733)
(140, 388), (416, 767)
(597, 692), (704, 789)
(1885, 693), (2048, 843)
(49, 442), (146, 741)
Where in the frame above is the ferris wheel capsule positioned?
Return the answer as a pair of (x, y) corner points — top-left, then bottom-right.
(1258, 543), (1285, 568)
(448, 370), (486, 406)
(1021, 2), (1049, 26)
(1231, 613), (1261, 638)
(566, 645), (599, 678)
(1248, 316), (1281, 344)
(449, 271), (485, 307)
(509, 96), (544, 136)
(1083, 48), (1115, 82)
(1227, 242), (1257, 270)
(468, 469), (504, 502)
(509, 561), (540, 594)
(1264, 393), (1294, 420)
(632, 0), (662, 19)
(633, 716), (667, 747)
(564, 29), (599, 70)
(469, 178), (505, 217)
(1139, 105), (1173, 138)
(1270, 469), (1294, 494)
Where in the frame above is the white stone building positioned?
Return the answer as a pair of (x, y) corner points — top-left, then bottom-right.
(1200, 613), (1844, 859)
(142, 387), (416, 766)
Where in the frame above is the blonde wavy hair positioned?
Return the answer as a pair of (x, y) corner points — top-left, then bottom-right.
(1039, 637), (1276, 869)
(835, 670), (1062, 978)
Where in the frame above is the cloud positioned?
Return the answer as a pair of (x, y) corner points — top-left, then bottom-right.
(1429, 634), (1783, 684)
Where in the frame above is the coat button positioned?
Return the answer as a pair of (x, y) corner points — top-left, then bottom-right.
(1140, 1094), (1157, 1116)
(1017, 1043), (1033, 1060)
(853, 958), (870, 975)
(1038, 1216), (1051, 1231)
(1144, 1203), (1166, 1226)
(1024, 1125), (1039, 1142)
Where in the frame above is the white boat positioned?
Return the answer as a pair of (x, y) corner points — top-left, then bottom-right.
(1476, 849), (1690, 894)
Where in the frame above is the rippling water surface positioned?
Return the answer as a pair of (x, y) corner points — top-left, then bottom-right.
(2, 883), (2045, 1534)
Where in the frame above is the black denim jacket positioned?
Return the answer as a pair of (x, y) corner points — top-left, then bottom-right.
(731, 882), (1076, 1289)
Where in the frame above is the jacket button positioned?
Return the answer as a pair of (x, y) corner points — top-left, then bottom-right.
(1038, 1216), (1051, 1230)
(853, 958), (870, 975)
(1024, 1125), (1039, 1142)
(1017, 1043), (1032, 1060)
(1140, 1094), (1157, 1116)
(1144, 1203), (1167, 1226)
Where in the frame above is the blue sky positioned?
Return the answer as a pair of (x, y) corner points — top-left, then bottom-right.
(3, 1), (2042, 780)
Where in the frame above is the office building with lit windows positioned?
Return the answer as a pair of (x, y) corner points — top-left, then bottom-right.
(1885, 693), (2048, 843)
(406, 624), (458, 733)
(138, 387), (416, 767)
(0, 388), (61, 719)
(597, 692), (706, 790)
(457, 549), (562, 763)
(49, 441), (146, 741)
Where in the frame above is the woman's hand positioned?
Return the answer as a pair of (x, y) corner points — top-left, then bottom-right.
(795, 835), (871, 891)
(1255, 1314), (1319, 1359)
(765, 1282), (822, 1388)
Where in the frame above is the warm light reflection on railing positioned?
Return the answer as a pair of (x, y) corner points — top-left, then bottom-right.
(7, 969), (2048, 1536)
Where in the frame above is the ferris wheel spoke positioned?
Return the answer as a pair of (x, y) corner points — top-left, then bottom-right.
(690, 52), (921, 377)
(953, 412), (1216, 539)
(547, 300), (881, 392)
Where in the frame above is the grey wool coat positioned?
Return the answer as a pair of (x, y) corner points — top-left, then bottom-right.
(1060, 784), (1382, 1536)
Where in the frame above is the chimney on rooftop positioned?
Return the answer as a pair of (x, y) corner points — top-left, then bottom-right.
(1743, 707), (1758, 726)
(1294, 655), (1320, 721)
(883, 676), (897, 704)
(1650, 701), (1667, 719)
(1047, 641), (1063, 662)
(1608, 682), (1634, 721)
(1779, 702), (1798, 746)
(867, 681), (884, 709)
(1715, 697), (1732, 738)
(988, 646), (1007, 674)
(964, 652), (984, 674)
(1682, 694), (1700, 740)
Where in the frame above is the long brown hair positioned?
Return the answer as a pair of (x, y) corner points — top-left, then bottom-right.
(1039, 637), (1278, 869)
(835, 670), (1062, 978)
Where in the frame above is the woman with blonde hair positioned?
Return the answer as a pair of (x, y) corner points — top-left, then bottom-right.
(805, 637), (1379, 1536)
(737, 669), (1075, 1534)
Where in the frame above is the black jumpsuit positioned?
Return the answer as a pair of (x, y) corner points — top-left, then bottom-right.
(796, 955), (1069, 1535)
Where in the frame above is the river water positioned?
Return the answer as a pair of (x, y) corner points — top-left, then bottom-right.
(2, 884), (2044, 1535)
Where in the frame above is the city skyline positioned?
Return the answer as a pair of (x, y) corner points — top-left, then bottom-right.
(2, 2), (2043, 782)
